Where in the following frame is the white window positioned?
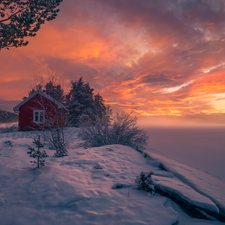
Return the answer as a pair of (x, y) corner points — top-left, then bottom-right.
(33, 110), (45, 123)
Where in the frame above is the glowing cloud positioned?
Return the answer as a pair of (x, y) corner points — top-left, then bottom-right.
(162, 80), (194, 94)
(0, 0), (225, 117)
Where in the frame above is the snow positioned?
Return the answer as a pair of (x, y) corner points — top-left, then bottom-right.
(0, 128), (225, 225)
(153, 176), (219, 213)
(148, 152), (225, 212)
(13, 89), (65, 111)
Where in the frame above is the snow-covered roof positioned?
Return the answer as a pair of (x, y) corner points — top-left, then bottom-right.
(13, 90), (65, 111)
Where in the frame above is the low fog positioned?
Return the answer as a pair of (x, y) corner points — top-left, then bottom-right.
(138, 116), (225, 181)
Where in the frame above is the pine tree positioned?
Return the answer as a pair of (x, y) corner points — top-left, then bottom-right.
(44, 80), (64, 103)
(94, 93), (112, 122)
(66, 77), (97, 126)
(94, 93), (105, 118)
(22, 83), (43, 100)
(0, 0), (63, 50)
(23, 79), (64, 103)
(27, 135), (48, 168)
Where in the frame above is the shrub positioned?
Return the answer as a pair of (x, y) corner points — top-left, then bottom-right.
(78, 111), (148, 150)
(136, 172), (155, 194)
(44, 127), (67, 157)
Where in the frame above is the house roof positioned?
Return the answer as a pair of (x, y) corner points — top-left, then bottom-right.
(13, 90), (65, 111)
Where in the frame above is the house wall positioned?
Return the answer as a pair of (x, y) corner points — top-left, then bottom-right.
(19, 94), (64, 130)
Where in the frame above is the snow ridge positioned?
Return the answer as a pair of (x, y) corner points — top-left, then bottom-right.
(142, 151), (225, 221)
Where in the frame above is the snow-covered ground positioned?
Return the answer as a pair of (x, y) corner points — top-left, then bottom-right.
(0, 128), (225, 225)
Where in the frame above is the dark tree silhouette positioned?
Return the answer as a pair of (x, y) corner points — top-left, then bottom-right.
(94, 93), (111, 122)
(0, 0), (63, 50)
(66, 77), (97, 126)
(23, 75), (64, 103)
(44, 80), (64, 103)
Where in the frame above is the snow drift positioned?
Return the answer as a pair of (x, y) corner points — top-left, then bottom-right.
(0, 129), (225, 225)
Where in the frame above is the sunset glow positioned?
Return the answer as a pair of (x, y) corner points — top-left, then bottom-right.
(1, 0), (225, 121)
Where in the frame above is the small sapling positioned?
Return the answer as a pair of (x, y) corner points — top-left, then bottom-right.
(27, 135), (48, 168)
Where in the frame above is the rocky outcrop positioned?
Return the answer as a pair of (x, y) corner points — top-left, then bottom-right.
(155, 185), (225, 222)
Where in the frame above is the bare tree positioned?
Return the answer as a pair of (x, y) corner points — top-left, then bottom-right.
(23, 71), (64, 103)
(78, 111), (148, 150)
(41, 107), (67, 157)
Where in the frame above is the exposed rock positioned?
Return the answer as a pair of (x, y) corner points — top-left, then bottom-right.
(155, 185), (225, 222)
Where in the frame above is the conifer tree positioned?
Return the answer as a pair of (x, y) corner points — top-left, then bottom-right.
(94, 93), (105, 117)
(27, 135), (48, 168)
(0, 0), (63, 50)
(23, 77), (64, 103)
(66, 77), (97, 126)
(94, 93), (111, 122)
(44, 80), (64, 103)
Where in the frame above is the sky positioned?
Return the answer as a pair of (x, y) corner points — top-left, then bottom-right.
(1, 0), (225, 124)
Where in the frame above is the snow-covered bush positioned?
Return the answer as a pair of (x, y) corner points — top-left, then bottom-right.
(44, 127), (67, 157)
(78, 112), (148, 150)
(53, 133), (67, 157)
(27, 135), (47, 168)
(4, 141), (13, 147)
(136, 172), (155, 194)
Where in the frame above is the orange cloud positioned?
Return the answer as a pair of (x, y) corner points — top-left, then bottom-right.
(1, 0), (225, 118)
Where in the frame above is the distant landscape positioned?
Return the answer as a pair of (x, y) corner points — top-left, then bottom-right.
(0, 110), (18, 123)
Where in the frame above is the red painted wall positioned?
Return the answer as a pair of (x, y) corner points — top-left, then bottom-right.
(19, 93), (65, 130)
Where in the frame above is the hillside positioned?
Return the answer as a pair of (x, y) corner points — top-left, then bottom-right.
(0, 129), (225, 225)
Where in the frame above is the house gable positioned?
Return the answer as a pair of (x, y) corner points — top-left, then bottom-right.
(13, 90), (64, 112)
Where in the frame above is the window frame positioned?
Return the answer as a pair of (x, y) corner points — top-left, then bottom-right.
(33, 110), (45, 123)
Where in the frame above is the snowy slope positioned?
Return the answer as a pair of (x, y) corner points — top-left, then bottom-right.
(0, 129), (225, 225)
(148, 152), (225, 213)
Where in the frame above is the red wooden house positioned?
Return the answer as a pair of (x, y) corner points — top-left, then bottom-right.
(13, 90), (66, 131)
